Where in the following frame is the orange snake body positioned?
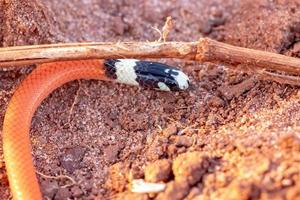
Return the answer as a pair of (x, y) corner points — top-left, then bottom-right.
(2, 59), (189, 200)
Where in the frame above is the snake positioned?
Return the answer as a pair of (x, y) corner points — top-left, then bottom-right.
(2, 59), (189, 200)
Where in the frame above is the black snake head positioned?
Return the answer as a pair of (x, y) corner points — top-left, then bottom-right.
(104, 59), (189, 91)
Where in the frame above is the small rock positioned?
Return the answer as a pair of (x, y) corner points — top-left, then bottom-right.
(174, 136), (193, 148)
(206, 95), (225, 107)
(218, 182), (255, 200)
(146, 145), (165, 161)
(206, 113), (223, 127)
(177, 147), (187, 154)
(163, 104), (176, 113)
(156, 180), (190, 200)
(105, 162), (130, 192)
(163, 124), (178, 138)
(59, 146), (86, 173)
(208, 17), (225, 27)
(119, 113), (149, 131)
(210, 6), (223, 18)
(218, 78), (256, 100)
(129, 166), (144, 181)
(145, 137), (167, 161)
(145, 159), (172, 183)
(103, 143), (124, 164)
(91, 187), (99, 196)
(200, 23), (213, 34)
(288, 42), (300, 57)
(172, 152), (209, 185)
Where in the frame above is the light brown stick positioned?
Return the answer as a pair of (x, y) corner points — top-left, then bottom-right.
(196, 38), (300, 74)
(0, 42), (198, 67)
(0, 38), (300, 76)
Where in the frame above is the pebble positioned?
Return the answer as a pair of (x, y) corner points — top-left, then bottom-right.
(103, 143), (124, 164)
(218, 78), (256, 100)
(156, 180), (190, 200)
(59, 146), (86, 173)
(172, 152), (209, 185)
(145, 159), (172, 183)
(163, 124), (178, 138)
(105, 162), (130, 192)
(174, 136), (193, 147)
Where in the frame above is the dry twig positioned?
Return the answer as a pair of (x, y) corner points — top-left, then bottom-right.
(153, 16), (173, 42)
(160, 16), (173, 42)
(1, 38), (300, 84)
(36, 171), (76, 188)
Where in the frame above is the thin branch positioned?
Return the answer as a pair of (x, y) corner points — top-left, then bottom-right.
(36, 171), (76, 188)
(161, 16), (173, 42)
(259, 70), (300, 86)
(196, 38), (300, 75)
(1, 38), (300, 83)
(0, 41), (199, 67)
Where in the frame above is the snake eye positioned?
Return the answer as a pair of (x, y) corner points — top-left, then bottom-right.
(104, 59), (189, 91)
